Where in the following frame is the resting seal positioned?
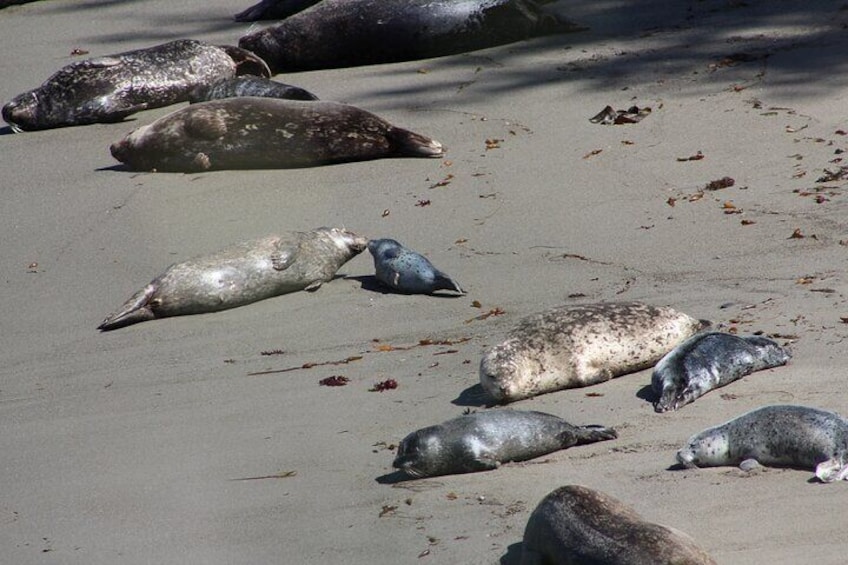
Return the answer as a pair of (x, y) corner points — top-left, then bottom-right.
(110, 98), (443, 172)
(676, 405), (848, 482)
(368, 238), (464, 295)
(234, 0), (320, 22)
(188, 76), (318, 103)
(521, 485), (716, 565)
(98, 227), (367, 331)
(652, 332), (791, 412)
(393, 410), (616, 478)
(238, 0), (584, 73)
(2, 39), (270, 132)
(480, 302), (709, 403)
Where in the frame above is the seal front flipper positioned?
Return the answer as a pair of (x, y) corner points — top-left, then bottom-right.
(98, 283), (159, 331)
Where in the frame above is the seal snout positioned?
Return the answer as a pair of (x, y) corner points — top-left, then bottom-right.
(2, 93), (37, 132)
(676, 448), (699, 469)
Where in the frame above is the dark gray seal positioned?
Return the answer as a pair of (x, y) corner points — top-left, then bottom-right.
(188, 76), (318, 103)
(652, 332), (791, 413)
(238, 0), (585, 73)
(480, 302), (709, 404)
(392, 410), (616, 479)
(234, 0), (320, 22)
(2, 39), (270, 132)
(109, 97), (444, 172)
(368, 238), (464, 295)
(98, 227), (367, 331)
(676, 405), (848, 482)
(521, 485), (717, 565)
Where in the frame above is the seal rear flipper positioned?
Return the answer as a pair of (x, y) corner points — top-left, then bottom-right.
(218, 45), (272, 78)
(432, 272), (465, 294)
(815, 458), (848, 483)
(570, 424), (618, 446)
(388, 127), (444, 158)
(98, 284), (158, 331)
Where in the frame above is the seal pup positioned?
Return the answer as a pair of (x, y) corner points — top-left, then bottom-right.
(480, 302), (709, 404)
(234, 0), (321, 21)
(652, 332), (791, 413)
(676, 405), (848, 482)
(188, 76), (318, 103)
(238, 0), (585, 73)
(98, 227), (367, 331)
(2, 39), (270, 132)
(110, 98), (443, 172)
(521, 485), (716, 565)
(392, 410), (616, 479)
(368, 238), (464, 295)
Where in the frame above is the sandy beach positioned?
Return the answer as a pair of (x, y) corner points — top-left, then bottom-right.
(2, 0), (848, 563)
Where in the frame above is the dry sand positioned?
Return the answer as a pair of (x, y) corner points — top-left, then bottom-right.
(2, 0), (848, 563)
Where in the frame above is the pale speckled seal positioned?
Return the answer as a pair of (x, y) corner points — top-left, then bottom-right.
(676, 405), (848, 482)
(98, 227), (367, 331)
(2, 39), (270, 132)
(367, 238), (464, 295)
(109, 97), (444, 172)
(188, 76), (318, 103)
(392, 410), (616, 479)
(521, 485), (717, 565)
(652, 332), (791, 413)
(234, 0), (320, 21)
(480, 302), (709, 404)
(238, 0), (585, 73)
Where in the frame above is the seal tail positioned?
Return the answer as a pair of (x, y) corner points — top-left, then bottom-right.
(388, 127), (445, 158)
(432, 272), (465, 294)
(98, 284), (158, 331)
(218, 45), (272, 78)
(572, 424), (618, 445)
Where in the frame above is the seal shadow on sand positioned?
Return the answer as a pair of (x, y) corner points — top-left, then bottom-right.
(500, 543), (523, 565)
(452, 383), (496, 408)
(636, 383), (660, 405)
(345, 275), (467, 297)
(374, 470), (415, 485)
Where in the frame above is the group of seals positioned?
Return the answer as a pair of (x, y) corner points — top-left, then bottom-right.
(521, 485), (717, 565)
(392, 410), (616, 478)
(98, 227), (367, 331)
(109, 98), (444, 172)
(479, 301), (709, 403)
(2, 39), (270, 132)
(368, 238), (464, 295)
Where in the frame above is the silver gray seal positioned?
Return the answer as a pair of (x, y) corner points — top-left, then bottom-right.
(368, 238), (464, 295)
(393, 410), (616, 479)
(98, 227), (367, 331)
(521, 485), (717, 565)
(652, 332), (791, 412)
(677, 405), (848, 482)
(2, 39), (270, 132)
(110, 98), (444, 172)
(480, 302), (709, 403)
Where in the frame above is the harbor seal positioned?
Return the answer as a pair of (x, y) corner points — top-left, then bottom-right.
(109, 98), (444, 172)
(188, 76), (318, 103)
(392, 410), (616, 479)
(368, 238), (464, 295)
(98, 227), (367, 331)
(676, 405), (848, 482)
(652, 332), (791, 413)
(238, 0), (585, 73)
(2, 39), (270, 132)
(521, 485), (717, 565)
(234, 0), (320, 21)
(480, 302), (709, 404)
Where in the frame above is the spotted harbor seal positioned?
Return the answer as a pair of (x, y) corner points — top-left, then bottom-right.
(238, 0), (585, 73)
(110, 98), (443, 172)
(368, 238), (464, 295)
(98, 227), (367, 331)
(2, 39), (270, 132)
(521, 485), (716, 565)
(676, 405), (848, 482)
(188, 76), (318, 103)
(392, 410), (616, 479)
(480, 302), (709, 404)
(652, 332), (791, 413)
(234, 0), (320, 21)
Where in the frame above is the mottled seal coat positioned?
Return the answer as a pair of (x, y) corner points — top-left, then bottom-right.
(234, 0), (320, 21)
(521, 485), (717, 565)
(480, 302), (709, 403)
(676, 405), (848, 482)
(98, 227), (367, 331)
(368, 238), (464, 295)
(2, 39), (270, 132)
(238, 0), (584, 73)
(392, 410), (616, 478)
(652, 332), (791, 413)
(110, 98), (444, 172)
(188, 76), (318, 103)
